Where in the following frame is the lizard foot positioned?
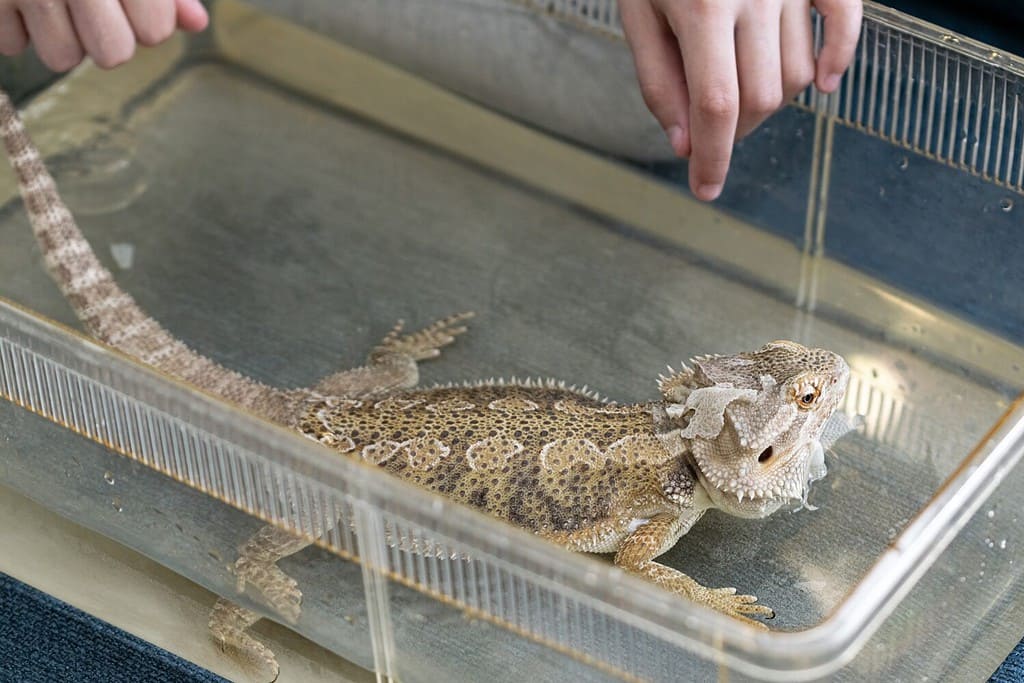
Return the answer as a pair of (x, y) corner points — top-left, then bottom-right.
(209, 598), (280, 681)
(630, 558), (774, 629)
(372, 312), (475, 362)
(233, 556), (303, 624)
(688, 585), (774, 629)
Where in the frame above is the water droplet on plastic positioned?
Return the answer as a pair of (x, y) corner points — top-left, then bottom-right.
(958, 575), (967, 582)
(999, 198), (1013, 212)
(110, 243), (135, 270)
(769, 156), (779, 166)
(51, 142), (148, 216)
(898, 156), (909, 170)
(887, 527), (897, 540)
(111, 497), (123, 513)
(987, 509), (996, 518)
(1000, 539), (1007, 550)
(103, 471), (115, 485)
(985, 538), (994, 548)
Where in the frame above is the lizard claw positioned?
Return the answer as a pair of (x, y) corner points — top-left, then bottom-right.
(372, 312), (475, 361)
(696, 585), (774, 627)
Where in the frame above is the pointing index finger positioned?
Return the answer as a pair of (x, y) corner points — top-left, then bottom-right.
(675, 7), (740, 201)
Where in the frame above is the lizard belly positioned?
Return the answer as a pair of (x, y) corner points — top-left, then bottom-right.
(543, 516), (651, 554)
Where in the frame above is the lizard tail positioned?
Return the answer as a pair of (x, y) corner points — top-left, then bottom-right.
(0, 87), (297, 422)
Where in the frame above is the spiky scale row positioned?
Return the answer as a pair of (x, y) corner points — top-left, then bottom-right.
(429, 375), (610, 403)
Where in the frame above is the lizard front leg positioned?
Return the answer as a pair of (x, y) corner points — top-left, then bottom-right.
(614, 514), (774, 628)
(310, 312), (474, 398)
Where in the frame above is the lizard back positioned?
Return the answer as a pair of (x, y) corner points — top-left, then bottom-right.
(299, 382), (689, 538)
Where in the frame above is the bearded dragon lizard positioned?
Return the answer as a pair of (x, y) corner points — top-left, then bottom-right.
(0, 86), (851, 676)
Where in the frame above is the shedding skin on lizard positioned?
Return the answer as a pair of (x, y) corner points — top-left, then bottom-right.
(0, 87), (852, 678)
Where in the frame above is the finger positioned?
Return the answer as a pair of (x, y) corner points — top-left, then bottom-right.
(620, 1), (691, 157)
(67, 0), (134, 68)
(813, 0), (862, 92)
(20, 1), (84, 72)
(174, 0), (208, 32)
(676, 9), (740, 201)
(779, 1), (816, 100)
(120, 0), (175, 46)
(734, 3), (783, 140)
(0, 5), (29, 56)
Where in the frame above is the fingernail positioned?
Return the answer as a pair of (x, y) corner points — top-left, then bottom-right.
(666, 125), (684, 155)
(823, 74), (841, 92)
(696, 183), (722, 201)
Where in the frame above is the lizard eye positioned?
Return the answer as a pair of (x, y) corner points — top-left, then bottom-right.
(796, 388), (820, 410)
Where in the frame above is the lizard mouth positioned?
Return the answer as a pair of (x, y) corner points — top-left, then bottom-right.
(688, 444), (813, 515)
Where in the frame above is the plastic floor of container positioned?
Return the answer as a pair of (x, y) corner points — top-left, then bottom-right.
(0, 58), (1021, 681)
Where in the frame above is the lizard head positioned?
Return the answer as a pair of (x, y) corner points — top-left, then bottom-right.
(657, 340), (850, 518)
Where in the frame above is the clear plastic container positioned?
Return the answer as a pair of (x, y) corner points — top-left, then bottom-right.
(1, 1), (1023, 680)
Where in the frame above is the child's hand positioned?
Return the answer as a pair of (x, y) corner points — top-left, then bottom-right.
(0, 0), (208, 72)
(621, 0), (862, 201)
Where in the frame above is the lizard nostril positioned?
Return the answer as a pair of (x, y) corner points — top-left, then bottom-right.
(758, 446), (774, 464)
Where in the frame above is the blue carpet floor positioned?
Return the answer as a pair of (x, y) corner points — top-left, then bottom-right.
(993, 642), (1024, 683)
(0, 573), (226, 683)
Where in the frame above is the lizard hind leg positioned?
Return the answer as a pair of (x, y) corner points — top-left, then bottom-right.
(208, 524), (318, 675)
(311, 311), (474, 398)
(212, 312), (474, 672)
(231, 524), (313, 623)
(614, 514), (774, 628)
(209, 599), (281, 680)
(370, 311), (475, 362)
